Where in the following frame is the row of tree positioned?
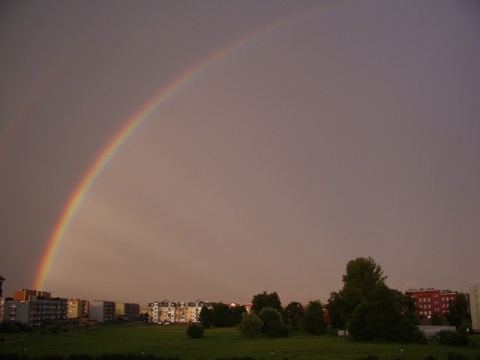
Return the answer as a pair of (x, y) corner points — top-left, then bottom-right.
(198, 257), (468, 342)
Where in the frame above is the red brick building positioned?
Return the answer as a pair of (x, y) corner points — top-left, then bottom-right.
(407, 288), (457, 321)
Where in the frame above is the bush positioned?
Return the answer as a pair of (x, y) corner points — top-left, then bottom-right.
(186, 323), (205, 338)
(439, 330), (469, 347)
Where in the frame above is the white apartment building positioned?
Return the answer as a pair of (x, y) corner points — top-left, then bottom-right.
(469, 285), (480, 331)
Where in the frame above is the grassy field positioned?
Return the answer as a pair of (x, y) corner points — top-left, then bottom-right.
(1, 324), (479, 360)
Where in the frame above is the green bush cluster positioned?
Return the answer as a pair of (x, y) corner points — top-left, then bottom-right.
(186, 323), (204, 338)
(439, 330), (470, 347)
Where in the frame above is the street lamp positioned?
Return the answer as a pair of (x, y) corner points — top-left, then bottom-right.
(400, 348), (404, 360)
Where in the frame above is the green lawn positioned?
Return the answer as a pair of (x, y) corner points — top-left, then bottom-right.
(1, 324), (479, 360)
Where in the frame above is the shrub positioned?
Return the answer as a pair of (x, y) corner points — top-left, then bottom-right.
(186, 323), (205, 338)
(439, 330), (469, 347)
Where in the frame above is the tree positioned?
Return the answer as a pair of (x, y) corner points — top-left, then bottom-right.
(304, 300), (327, 335)
(212, 303), (231, 327)
(231, 305), (247, 326)
(198, 306), (213, 329)
(326, 292), (345, 329)
(237, 311), (263, 338)
(284, 302), (304, 330)
(342, 257), (387, 298)
(259, 307), (289, 337)
(251, 291), (282, 314)
(446, 293), (468, 327)
(337, 257), (424, 342)
(186, 323), (205, 338)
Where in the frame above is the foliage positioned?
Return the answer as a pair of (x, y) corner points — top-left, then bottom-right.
(342, 257), (387, 297)
(446, 293), (469, 327)
(326, 292), (344, 329)
(303, 300), (327, 335)
(336, 257), (424, 343)
(431, 314), (442, 326)
(258, 307), (288, 337)
(284, 302), (304, 330)
(237, 311), (263, 338)
(198, 306), (213, 329)
(251, 291), (282, 314)
(230, 305), (247, 326)
(186, 323), (204, 338)
(212, 303), (232, 327)
(438, 330), (470, 347)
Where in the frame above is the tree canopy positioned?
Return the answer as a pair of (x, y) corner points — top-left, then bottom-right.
(303, 300), (327, 335)
(328, 257), (425, 343)
(251, 291), (282, 314)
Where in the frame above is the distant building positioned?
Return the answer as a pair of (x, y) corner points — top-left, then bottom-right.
(469, 286), (480, 331)
(14, 289), (51, 301)
(148, 300), (214, 324)
(0, 275), (5, 320)
(0, 296), (4, 321)
(89, 300), (116, 323)
(67, 299), (89, 318)
(3, 295), (67, 327)
(0, 275), (5, 297)
(407, 288), (457, 321)
(115, 302), (140, 320)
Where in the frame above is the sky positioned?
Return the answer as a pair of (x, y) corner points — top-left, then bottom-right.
(1, 0), (480, 308)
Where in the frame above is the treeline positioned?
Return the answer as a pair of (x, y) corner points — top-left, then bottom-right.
(199, 257), (469, 343)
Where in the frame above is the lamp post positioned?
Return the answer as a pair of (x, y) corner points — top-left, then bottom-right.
(401, 348), (404, 360)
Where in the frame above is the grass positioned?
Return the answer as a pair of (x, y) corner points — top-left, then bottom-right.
(0, 324), (479, 360)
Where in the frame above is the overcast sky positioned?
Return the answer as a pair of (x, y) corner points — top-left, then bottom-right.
(1, 0), (479, 307)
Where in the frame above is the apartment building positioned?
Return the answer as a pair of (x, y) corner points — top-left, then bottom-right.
(469, 285), (480, 331)
(408, 288), (457, 320)
(0, 275), (5, 296)
(148, 300), (213, 324)
(67, 299), (89, 319)
(3, 296), (67, 327)
(89, 300), (116, 323)
(115, 302), (140, 320)
(14, 289), (51, 301)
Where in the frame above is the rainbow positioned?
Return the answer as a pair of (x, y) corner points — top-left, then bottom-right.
(33, 1), (353, 291)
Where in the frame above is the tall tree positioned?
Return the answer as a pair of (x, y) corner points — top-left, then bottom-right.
(251, 291), (282, 313)
(446, 293), (469, 327)
(338, 257), (424, 342)
(198, 306), (213, 329)
(342, 257), (386, 297)
(304, 300), (327, 335)
(231, 305), (247, 326)
(284, 301), (304, 330)
(211, 303), (231, 327)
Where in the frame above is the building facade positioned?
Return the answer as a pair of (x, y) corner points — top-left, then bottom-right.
(67, 299), (89, 319)
(0, 275), (5, 297)
(115, 302), (140, 320)
(89, 300), (116, 323)
(408, 288), (457, 321)
(148, 300), (213, 324)
(469, 286), (480, 331)
(3, 296), (67, 327)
